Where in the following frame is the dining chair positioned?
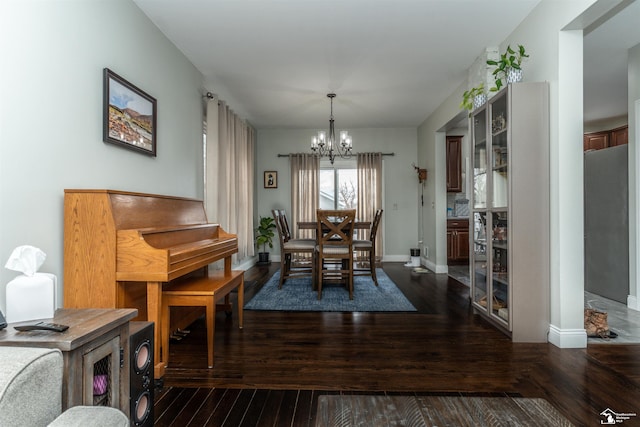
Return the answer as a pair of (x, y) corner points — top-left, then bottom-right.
(272, 209), (316, 289)
(353, 209), (383, 286)
(280, 209), (315, 245)
(316, 209), (356, 300)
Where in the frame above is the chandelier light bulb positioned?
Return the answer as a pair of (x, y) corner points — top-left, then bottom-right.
(318, 131), (326, 145)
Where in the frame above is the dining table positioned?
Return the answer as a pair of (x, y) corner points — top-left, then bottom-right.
(297, 219), (371, 291)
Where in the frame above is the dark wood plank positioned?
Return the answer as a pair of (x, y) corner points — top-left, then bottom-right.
(204, 388), (240, 427)
(220, 388), (254, 427)
(274, 389), (300, 427)
(238, 389), (270, 427)
(153, 387), (191, 426)
(164, 388), (211, 426)
(293, 389), (319, 427)
(185, 388), (227, 427)
(157, 388), (198, 427)
(251, 389), (285, 427)
(153, 262), (640, 426)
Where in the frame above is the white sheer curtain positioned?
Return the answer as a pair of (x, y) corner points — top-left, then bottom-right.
(290, 153), (319, 240)
(357, 152), (383, 259)
(205, 97), (255, 263)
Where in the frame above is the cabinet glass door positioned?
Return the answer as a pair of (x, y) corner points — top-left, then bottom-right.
(472, 211), (487, 309)
(490, 93), (508, 209)
(472, 109), (487, 209)
(491, 211), (509, 322)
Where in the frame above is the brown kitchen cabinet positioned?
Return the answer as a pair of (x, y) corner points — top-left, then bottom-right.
(610, 125), (628, 146)
(584, 125), (627, 151)
(447, 218), (469, 264)
(446, 135), (463, 192)
(583, 131), (608, 151)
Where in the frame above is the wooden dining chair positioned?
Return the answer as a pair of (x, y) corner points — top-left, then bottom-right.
(272, 209), (315, 289)
(353, 209), (383, 286)
(279, 209), (315, 245)
(316, 209), (356, 300)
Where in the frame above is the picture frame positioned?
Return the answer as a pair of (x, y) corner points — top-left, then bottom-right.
(264, 171), (277, 188)
(103, 68), (157, 156)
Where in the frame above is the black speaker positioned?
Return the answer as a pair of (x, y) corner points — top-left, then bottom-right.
(129, 321), (154, 426)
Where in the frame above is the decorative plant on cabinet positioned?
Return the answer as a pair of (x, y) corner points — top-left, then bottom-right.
(486, 44), (529, 92)
(460, 83), (487, 115)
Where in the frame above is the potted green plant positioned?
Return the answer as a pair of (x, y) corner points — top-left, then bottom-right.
(486, 44), (529, 92)
(255, 215), (276, 265)
(460, 83), (486, 115)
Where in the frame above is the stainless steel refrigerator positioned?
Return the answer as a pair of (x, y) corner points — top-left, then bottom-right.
(584, 144), (629, 303)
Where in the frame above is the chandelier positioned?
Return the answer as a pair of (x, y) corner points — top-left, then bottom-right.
(311, 93), (353, 164)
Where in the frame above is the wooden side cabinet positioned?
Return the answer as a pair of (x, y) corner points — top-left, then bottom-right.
(446, 136), (463, 193)
(447, 218), (469, 264)
(0, 308), (137, 414)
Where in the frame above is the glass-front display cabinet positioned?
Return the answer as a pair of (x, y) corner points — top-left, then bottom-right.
(469, 82), (550, 342)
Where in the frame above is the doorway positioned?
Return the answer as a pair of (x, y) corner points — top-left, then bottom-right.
(583, 1), (640, 343)
(446, 120), (470, 287)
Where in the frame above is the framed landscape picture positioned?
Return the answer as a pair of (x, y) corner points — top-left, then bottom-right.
(264, 171), (277, 188)
(103, 68), (157, 156)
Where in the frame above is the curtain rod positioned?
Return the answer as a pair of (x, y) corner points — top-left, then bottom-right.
(277, 152), (394, 158)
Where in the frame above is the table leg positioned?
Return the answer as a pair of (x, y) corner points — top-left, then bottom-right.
(238, 276), (244, 329)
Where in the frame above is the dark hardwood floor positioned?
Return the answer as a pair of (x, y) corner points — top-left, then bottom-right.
(153, 263), (640, 426)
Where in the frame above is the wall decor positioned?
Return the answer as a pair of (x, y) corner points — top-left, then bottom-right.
(103, 68), (157, 156)
(264, 171), (277, 188)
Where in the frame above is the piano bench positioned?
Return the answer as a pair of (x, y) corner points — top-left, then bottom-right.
(161, 270), (244, 369)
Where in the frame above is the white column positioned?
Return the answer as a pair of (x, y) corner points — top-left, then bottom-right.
(628, 43), (640, 310)
(548, 29), (587, 348)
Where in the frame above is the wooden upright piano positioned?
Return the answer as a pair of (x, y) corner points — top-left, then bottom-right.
(63, 189), (238, 378)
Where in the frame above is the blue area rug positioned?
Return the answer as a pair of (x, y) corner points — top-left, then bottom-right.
(244, 269), (416, 312)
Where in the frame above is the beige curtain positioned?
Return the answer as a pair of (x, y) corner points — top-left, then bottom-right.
(290, 153), (319, 240)
(357, 152), (383, 259)
(205, 98), (255, 263)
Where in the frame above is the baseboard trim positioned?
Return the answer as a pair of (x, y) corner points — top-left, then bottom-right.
(628, 295), (640, 312)
(548, 324), (587, 348)
(382, 255), (410, 263)
(234, 258), (255, 271)
(423, 257), (448, 274)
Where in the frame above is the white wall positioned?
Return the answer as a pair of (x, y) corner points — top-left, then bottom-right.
(256, 128), (419, 260)
(0, 0), (204, 311)
(628, 43), (640, 310)
(417, 82), (466, 273)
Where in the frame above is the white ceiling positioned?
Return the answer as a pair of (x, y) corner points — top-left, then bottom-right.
(132, 0), (640, 130)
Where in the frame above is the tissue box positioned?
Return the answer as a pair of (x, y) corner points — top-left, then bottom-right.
(6, 273), (57, 323)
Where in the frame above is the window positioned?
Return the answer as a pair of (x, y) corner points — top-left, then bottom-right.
(319, 161), (357, 209)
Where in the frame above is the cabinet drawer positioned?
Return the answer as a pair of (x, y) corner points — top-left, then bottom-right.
(447, 219), (469, 229)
